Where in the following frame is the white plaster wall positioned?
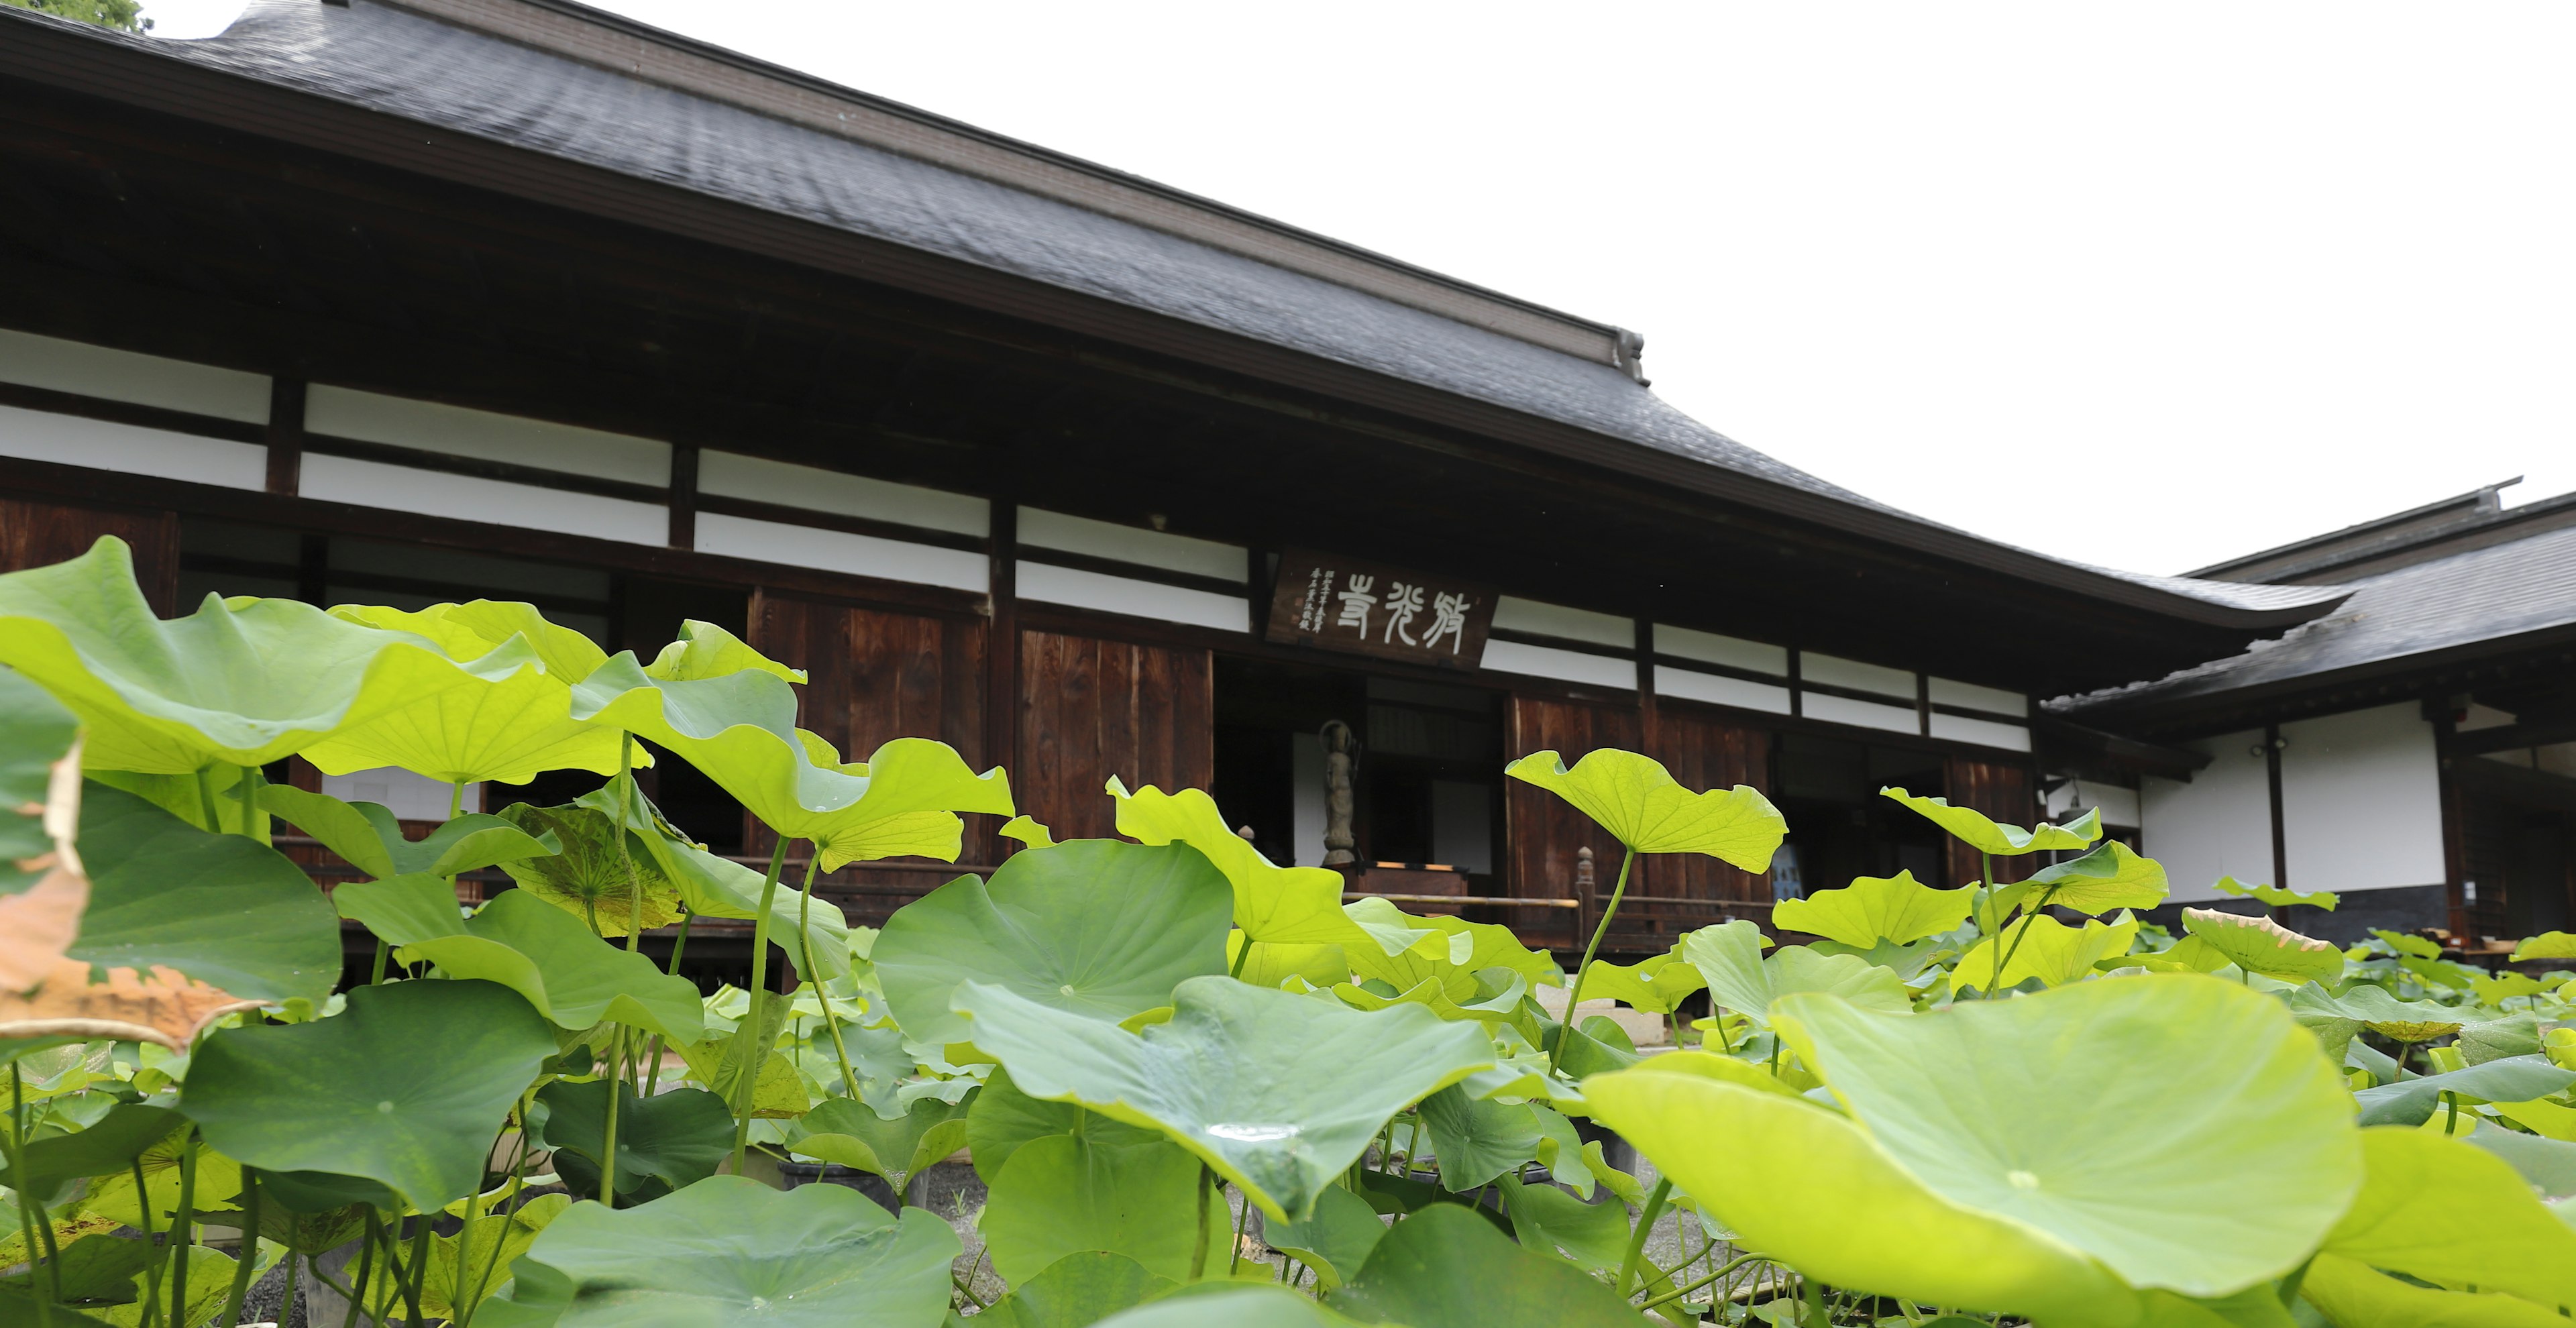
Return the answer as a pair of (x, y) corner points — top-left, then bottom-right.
(2139, 728), (2271, 902)
(2281, 702), (2446, 895)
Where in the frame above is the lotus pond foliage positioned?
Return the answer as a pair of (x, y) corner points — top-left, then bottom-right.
(0, 538), (2570, 1326)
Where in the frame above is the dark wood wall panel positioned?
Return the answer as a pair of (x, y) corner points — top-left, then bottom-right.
(1942, 755), (2039, 887)
(1505, 696), (1642, 949)
(1643, 708), (1774, 903)
(0, 496), (179, 614)
(1016, 628), (1213, 842)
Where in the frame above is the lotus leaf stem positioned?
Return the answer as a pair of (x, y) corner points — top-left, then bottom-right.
(1189, 1164), (1215, 1281)
(171, 1128), (199, 1328)
(398, 1213), (432, 1328)
(729, 836), (793, 1173)
(1638, 1252), (1770, 1312)
(218, 1166), (260, 1327)
(1616, 1176), (1673, 1296)
(131, 1156), (164, 1328)
(342, 1211), (380, 1328)
(1552, 844), (1638, 1072)
(600, 1035), (624, 1205)
(1989, 884), (2063, 996)
(195, 766), (223, 835)
(794, 849), (865, 1101)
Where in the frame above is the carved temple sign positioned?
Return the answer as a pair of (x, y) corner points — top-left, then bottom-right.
(1264, 547), (1497, 670)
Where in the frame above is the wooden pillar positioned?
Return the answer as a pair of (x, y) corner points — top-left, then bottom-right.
(2431, 704), (2469, 938)
(667, 443), (699, 550)
(2262, 722), (2289, 893)
(264, 378), (305, 496)
(1634, 618), (1659, 753)
(985, 502), (1018, 781)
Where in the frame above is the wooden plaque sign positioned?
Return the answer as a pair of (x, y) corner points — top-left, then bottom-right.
(1264, 548), (1496, 670)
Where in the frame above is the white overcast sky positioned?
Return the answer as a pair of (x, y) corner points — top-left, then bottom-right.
(147, 1), (2576, 575)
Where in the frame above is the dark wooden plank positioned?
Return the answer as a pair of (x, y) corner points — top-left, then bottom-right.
(1642, 709), (1774, 906)
(1942, 755), (2041, 887)
(0, 496), (180, 614)
(1015, 628), (1212, 841)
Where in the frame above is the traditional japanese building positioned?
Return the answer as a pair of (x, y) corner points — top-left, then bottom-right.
(2055, 480), (2576, 947)
(0, 0), (2351, 969)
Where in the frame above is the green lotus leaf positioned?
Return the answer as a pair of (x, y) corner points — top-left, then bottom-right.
(1682, 920), (1909, 1024)
(343, 884), (704, 1043)
(1265, 1184), (1386, 1288)
(974, 1252), (1175, 1328)
(1574, 947), (1703, 1015)
(1415, 1084), (1540, 1192)
(72, 782), (341, 1007)
(2210, 876), (2338, 911)
(2006, 840), (2167, 915)
(966, 1068), (1168, 1186)
(1, 1230), (157, 1309)
(875, 840), (1232, 1048)
(2460, 1011), (2542, 1066)
(96, 1242), (247, 1328)
(0, 1103), (181, 1197)
(1108, 779), (1383, 952)
(1325, 1203), (1644, 1328)
(2320, 1128), (2576, 1311)
(2465, 1123), (2576, 1201)
(2351, 1055), (2576, 1127)
(492, 804), (684, 938)
(2373, 929), (2444, 960)
(536, 1079), (731, 1205)
(579, 786), (849, 981)
(1089, 1285), (1369, 1328)
(1617, 1048), (1802, 1098)
(260, 784), (557, 880)
(953, 974), (1493, 1223)
(302, 602), (638, 785)
(1230, 938), (1351, 991)
(1953, 912), (2139, 993)
(1000, 815), (1057, 849)
(2471, 972), (2548, 1008)
(784, 1093), (974, 1191)
(2299, 983), (2469, 1042)
(641, 619), (804, 683)
(1773, 870), (1974, 948)
(496, 1174), (961, 1327)
(76, 1129), (240, 1232)
(1880, 786), (2101, 857)
(0, 664), (78, 902)
(980, 1131), (1224, 1284)
(180, 979), (556, 1210)
(573, 656), (1010, 868)
(1505, 749), (1784, 869)
(1336, 905), (1554, 1021)
(2178, 907), (2343, 984)
(1494, 1174), (1629, 1272)
(1590, 975), (2362, 1317)
(0, 539), (543, 774)
(2300, 1252), (2569, 1328)
(2514, 932), (2576, 962)
(418, 1193), (571, 1321)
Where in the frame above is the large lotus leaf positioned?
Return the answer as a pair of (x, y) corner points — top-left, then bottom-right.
(1780, 976), (2356, 1296)
(975, 1252), (1174, 1328)
(0, 539), (541, 774)
(419, 1193), (572, 1321)
(2302, 983), (2470, 1042)
(1414, 1084), (1540, 1191)
(643, 619), (804, 683)
(2006, 840), (2167, 915)
(1336, 907), (1547, 1022)
(981, 1131), (1224, 1284)
(72, 782), (341, 1007)
(180, 979), (556, 1210)
(1, 1230), (158, 1309)
(498, 1174), (960, 1327)
(333, 871), (468, 944)
(302, 603), (635, 785)
(1325, 1203), (1645, 1328)
(1772, 870), (1974, 947)
(1494, 1174), (1629, 1272)
(1880, 786), (2100, 857)
(494, 804), (684, 938)
(578, 786), (849, 981)
(877, 840), (1230, 1048)
(0, 669), (83, 993)
(2461, 1011), (2543, 1065)
(784, 1094), (974, 1191)
(0, 1103), (181, 1198)
(574, 657), (1010, 867)
(967, 1068), (1168, 1185)
(2211, 876), (2338, 912)
(405, 889), (704, 1042)
(2179, 908), (2343, 983)
(536, 1079), (731, 1203)
(2351, 1056), (2576, 1127)
(1089, 1286), (1368, 1328)
(1682, 920), (1910, 1024)
(260, 785), (557, 880)
(953, 975), (1493, 1223)
(2465, 1123), (2576, 1200)
(2321, 1128), (2576, 1310)
(1505, 749), (1784, 868)
(1575, 948), (1703, 1015)
(1107, 778), (1378, 950)
(1265, 1184), (1386, 1288)
(2514, 931), (2576, 961)
(1591, 977), (2359, 1317)
(1953, 912), (2139, 993)
(2300, 1252), (2569, 1328)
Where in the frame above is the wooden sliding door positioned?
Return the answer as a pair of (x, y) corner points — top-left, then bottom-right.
(1016, 629), (1212, 841)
